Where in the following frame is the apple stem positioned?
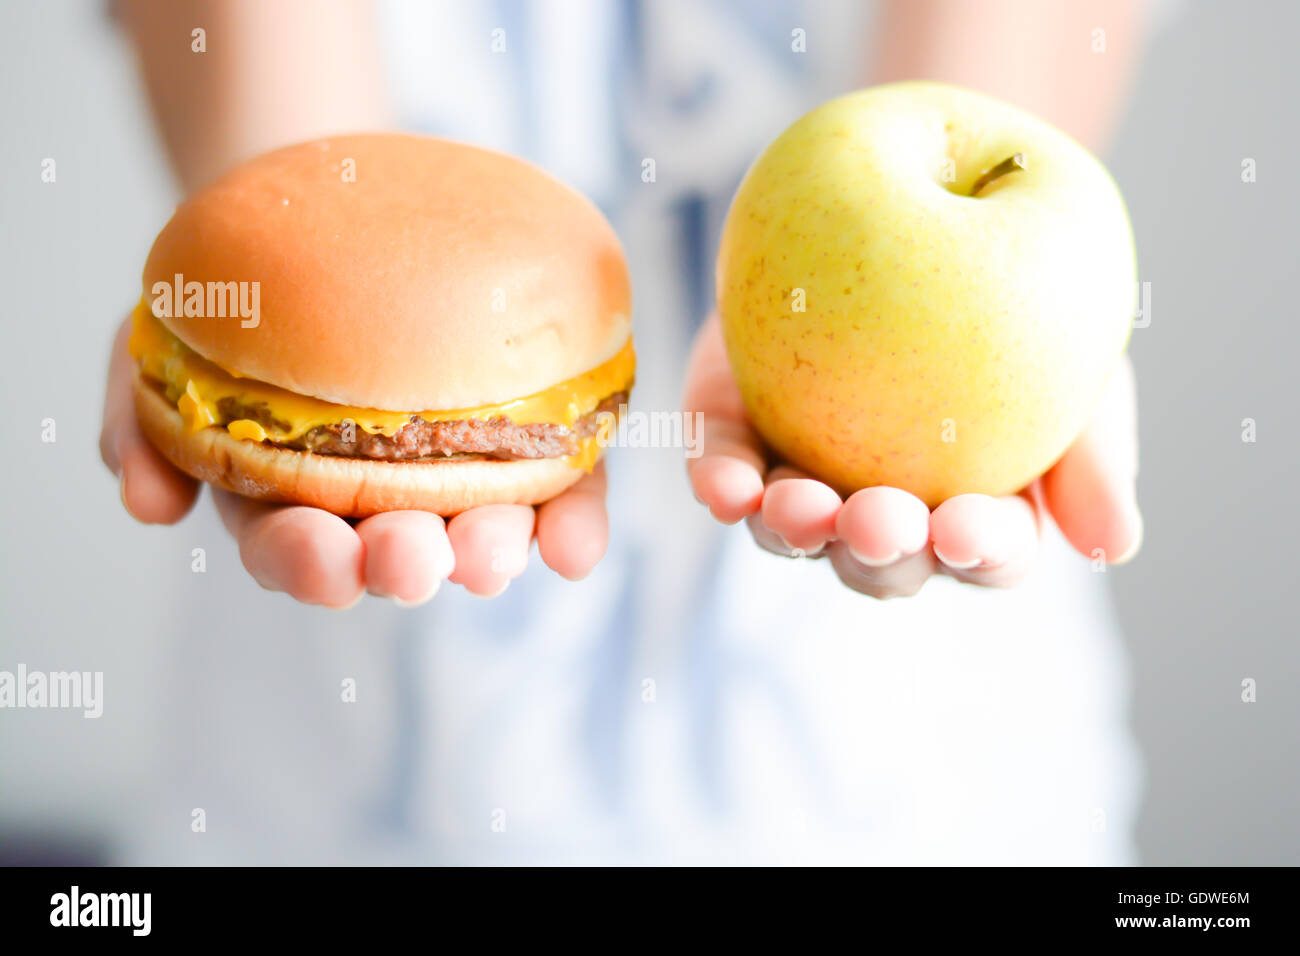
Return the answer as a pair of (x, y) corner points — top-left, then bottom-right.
(970, 153), (1026, 197)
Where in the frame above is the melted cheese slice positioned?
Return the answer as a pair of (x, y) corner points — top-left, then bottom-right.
(130, 303), (633, 469)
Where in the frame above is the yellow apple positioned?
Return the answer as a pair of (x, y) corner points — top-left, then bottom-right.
(716, 82), (1136, 508)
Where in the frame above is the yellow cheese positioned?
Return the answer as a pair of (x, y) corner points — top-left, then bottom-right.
(129, 302), (633, 471)
(226, 419), (268, 443)
(176, 379), (216, 431)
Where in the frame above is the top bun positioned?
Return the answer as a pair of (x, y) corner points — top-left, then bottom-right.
(142, 134), (632, 411)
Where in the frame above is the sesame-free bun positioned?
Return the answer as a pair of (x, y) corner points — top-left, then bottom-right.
(143, 133), (632, 411)
(134, 374), (586, 517)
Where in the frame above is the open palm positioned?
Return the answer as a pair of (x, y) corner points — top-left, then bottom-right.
(101, 314), (609, 607)
(684, 314), (1142, 597)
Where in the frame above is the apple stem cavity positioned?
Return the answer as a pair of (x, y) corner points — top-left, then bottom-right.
(970, 153), (1026, 197)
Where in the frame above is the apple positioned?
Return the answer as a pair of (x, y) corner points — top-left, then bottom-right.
(716, 82), (1136, 508)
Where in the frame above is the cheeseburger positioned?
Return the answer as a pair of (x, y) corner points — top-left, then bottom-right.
(131, 133), (634, 516)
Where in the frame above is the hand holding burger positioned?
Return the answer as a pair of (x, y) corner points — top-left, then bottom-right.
(101, 134), (634, 605)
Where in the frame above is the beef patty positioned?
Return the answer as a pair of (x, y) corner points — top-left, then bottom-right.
(215, 391), (629, 462)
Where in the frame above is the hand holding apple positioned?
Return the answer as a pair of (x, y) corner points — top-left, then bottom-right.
(686, 312), (1139, 596)
(688, 83), (1141, 595)
(717, 81), (1135, 508)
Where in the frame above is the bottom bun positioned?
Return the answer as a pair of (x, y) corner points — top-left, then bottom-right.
(134, 373), (589, 517)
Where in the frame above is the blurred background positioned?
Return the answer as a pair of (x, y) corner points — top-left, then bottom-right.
(1, 0), (1296, 865)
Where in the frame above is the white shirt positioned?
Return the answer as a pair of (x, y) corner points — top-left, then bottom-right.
(116, 0), (1140, 865)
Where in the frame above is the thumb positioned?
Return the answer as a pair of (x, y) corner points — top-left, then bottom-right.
(1042, 356), (1142, 564)
(101, 313), (200, 524)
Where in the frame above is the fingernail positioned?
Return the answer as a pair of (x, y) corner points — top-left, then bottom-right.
(848, 546), (902, 568)
(932, 545), (981, 571)
(370, 583), (440, 608)
(1112, 511), (1144, 565)
(110, 431), (126, 477)
(471, 579), (510, 599)
(779, 534), (825, 558)
(395, 580), (442, 607)
(333, 590), (365, 611)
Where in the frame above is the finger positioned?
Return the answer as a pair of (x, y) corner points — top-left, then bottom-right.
(684, 313), (767, 523)
(213, 490), (365, 608)
(834, 486), (931, 566)
(824, 486), (934, 597)
(355, 511), (454, 606)
(116, 430), (202, 524)
(930, 491), (1042, 588)
(1042, 357), (1142, 564)
(446, 504), (536, 597)
(754, 467), (841, 555)
(101, 315), (199, 524)
(99, 316), (138, 475)
(689, 441), (766, 524)
(536, 462), (608, 581)
(827, 540), (937, 599)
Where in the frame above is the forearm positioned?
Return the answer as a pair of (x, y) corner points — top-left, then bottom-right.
(118, 0), (392, 192)
(869, 0), (1145, 153)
